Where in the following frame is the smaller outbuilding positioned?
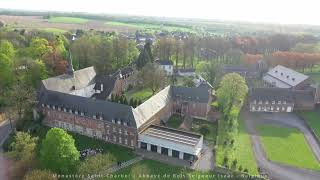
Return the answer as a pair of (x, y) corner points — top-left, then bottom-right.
(155, 60), (174, 76)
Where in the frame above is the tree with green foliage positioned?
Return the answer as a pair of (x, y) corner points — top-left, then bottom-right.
(196, 61), (221, 87)
(78, 153), (115, 175)
(6, 81), (36, 121)
(24, 169), (57, 180)
(29, 38), (52, 59)
(0, 40), (15, 59)
(40, 128), (79, 173)
(136, 42), (153, 69)
(182, 77), (195, 87)
(128, 40), (139, 63)
(0, 53), (14, 90)
(8, 131), (38, 162)
(138, 63), (166, 94)
(216, 73), (248, 119)
(129, 98), (134, 107)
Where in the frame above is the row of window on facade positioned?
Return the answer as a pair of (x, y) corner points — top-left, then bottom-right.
(106, 135), (134, 146)
(252, 100), (288, 105)
(55, 121), (102, 138)
(43, 103), (129, 126)
(54, 121), (134, 146)
(251, 106), (291, 111)
(105, 125), (134, 136)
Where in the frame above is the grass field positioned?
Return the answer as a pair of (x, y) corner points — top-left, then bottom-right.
(105, 21), (194, 32)
(191, 118), (217, 145)
(42, 28), (67, 34)
(48, 16), (89, 24)
(216, 118), (259, 175)
(298, 111), (320, 139)
(256, 125), (320, 171)
(166, 114), (183, 129)
(233, 118), (259, 175)
(112, 159), (234, 180)
(124, 88), (153, 102)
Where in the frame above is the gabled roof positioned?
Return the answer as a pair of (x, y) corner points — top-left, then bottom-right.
(38, 90), (137, 127)
(155, 60), (173, 65)
(171, 86), (210, 103)
(134, 86), (172, 129)
(264, 65), (309, 87)
(249, 87), (315, 105)
(41, 66), (96, 93)
(93, 74), (117, 100)
(249, 88), (294, 102)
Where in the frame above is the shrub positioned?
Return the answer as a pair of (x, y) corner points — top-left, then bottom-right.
(232, 159), (238, 167)
(223, 140), (228, 146)
(238, 165), (243, 171)
(223, 156), (228, 165)
(230, 139), (234, 145)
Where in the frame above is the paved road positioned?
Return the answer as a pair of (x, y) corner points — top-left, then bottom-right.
(192, 142), (215, 171)
(242, 111), (320, 180)
(0, 120), (12, 180)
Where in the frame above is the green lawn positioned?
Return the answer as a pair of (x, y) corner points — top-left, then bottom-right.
(191, 118), (217, 145)
(48, 16), (89, 24)
(112, 159), (238, 180)
(216, 118), (259, 175)
(124, 88), (153, 102)
(298, 111), (320, 140)
(256, 125), (320, 171)
(166, 114), (184, 129)
(34, 126), (135, 162)
(233, 118), (259, 175)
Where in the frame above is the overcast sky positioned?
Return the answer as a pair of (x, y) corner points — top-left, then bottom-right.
(0, 0), (319, 25)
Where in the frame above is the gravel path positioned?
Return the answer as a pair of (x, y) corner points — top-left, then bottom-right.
(242, 111), (320, 180)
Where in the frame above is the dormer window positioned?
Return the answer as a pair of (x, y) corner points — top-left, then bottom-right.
(80, 112), (84, 116)
(99, 116), (103, 120)
(93, 115), (96, 119)
(292, 78), (295, 81)
(75, 111), (78, 115)
(64, 108), (67, 112)
(58, 107), (61, 111)
(47, 104), (50, 108)
(69, 109), (73, 113)
(117, 120), (121, 125)
(41, 104), (45, 107)
(124, 122), (127, 126)
(286, 75), (289, 78)
(112, 119), (115, 123)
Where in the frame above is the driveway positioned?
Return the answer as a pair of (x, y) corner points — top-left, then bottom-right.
(242, 111), (320, 180)
(0, 120), (12, 180)
(192, 142), (215, 171)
